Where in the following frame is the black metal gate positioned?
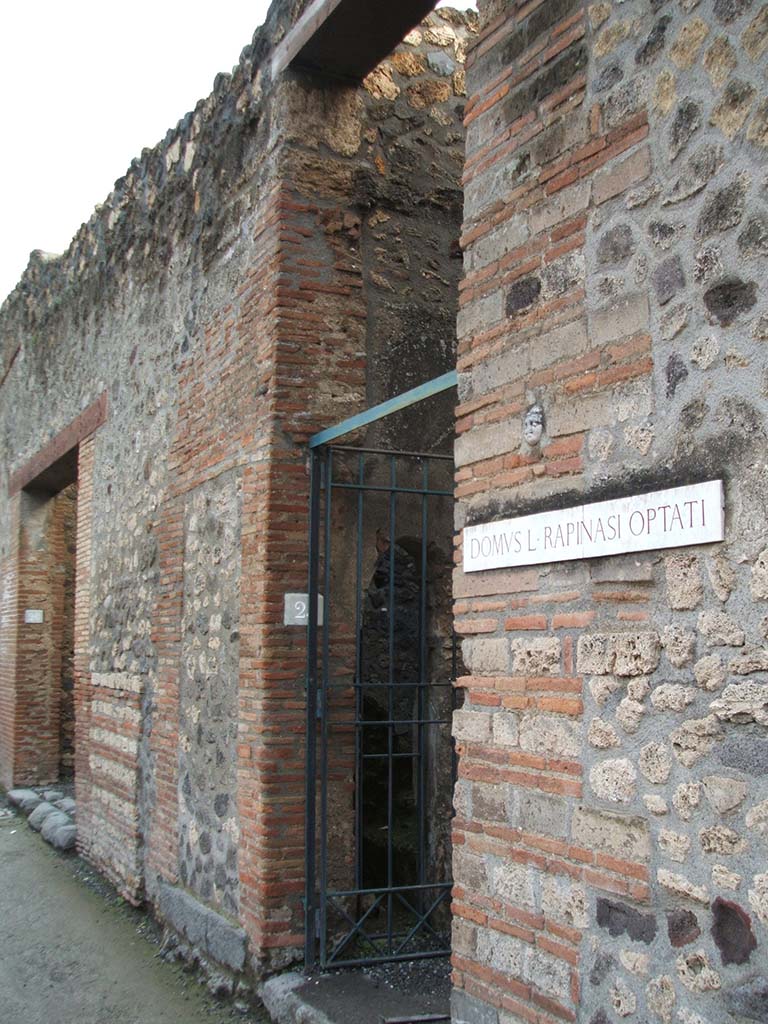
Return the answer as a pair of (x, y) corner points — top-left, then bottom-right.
(305, 443), (456, 969)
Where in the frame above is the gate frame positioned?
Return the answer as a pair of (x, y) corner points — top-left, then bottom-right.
(304, 371), (457, 971)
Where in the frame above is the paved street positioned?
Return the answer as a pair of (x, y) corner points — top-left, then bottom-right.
(0, 809), (268, 1024)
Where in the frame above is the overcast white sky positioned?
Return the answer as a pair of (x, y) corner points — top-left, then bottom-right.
(0, 1), (475, 305)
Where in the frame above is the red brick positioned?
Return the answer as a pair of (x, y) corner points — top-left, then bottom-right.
(504, 614), (548, 631)
(552, 612), (595, 628)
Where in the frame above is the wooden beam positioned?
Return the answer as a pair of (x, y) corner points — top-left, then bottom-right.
(271, 0), (438, 82)
(9, 393), (107, 495)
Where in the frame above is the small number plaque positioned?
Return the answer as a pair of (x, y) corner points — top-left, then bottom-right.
(284, 593), (324, 627)
(24, 609), (44, 624)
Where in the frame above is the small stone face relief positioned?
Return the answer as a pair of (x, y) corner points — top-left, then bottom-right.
(523, 404), (545, 447)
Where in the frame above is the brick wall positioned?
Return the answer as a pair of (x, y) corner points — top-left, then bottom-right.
(74, 434), (146, 905)
(453, 2), (768, 1022)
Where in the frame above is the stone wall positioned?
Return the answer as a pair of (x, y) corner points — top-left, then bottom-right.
(178, 471), (242, 916)
(453, 1), (768, 1023)
(0, 0), (472, 980)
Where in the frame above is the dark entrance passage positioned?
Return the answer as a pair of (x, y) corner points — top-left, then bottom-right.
(305, 375), (458, 970)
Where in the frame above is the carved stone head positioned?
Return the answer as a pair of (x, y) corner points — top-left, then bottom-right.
(523, 403), (545, 447)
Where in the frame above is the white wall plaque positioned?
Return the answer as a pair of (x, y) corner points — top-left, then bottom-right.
(463, 480), (724, 573)
(24, 609), (44, 624)
(284, 593), (324, 627)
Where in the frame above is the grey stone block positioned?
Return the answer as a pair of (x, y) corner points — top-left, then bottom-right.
(512, 790), (569, 840)
(157, 884), (181, 924)
(49, 823), (77, 851)
(652, 254), (686, 306)
(28, 802), (57, 831)
(7, 789), (42, 813)
(451, 988), (499, 1024)
(719, 736), (768, 775)
(158, 884), (207, 946)
(456, 290), (503, 342)
(55, 798), (76, 815)
(206, 914), (247, 972)
(589, 292), (649, 346)
(455, 420), (512, 468)
(41, 812), (72, 845)
(43, 790), (64, 803)
(158, 883), (247, 971)
(590, 556), (654, 584)
(259, 972), (307, 1024)
(427, 50), (455, 76)
(597, 223), (634, 265)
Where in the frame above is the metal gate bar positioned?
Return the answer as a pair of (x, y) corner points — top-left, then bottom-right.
(308, 373), (457, 449)
(305, 445), (456, 969)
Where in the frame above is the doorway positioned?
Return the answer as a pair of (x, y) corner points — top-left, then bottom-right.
(304, 376), (459, 970)
(15, 451), (79, 787)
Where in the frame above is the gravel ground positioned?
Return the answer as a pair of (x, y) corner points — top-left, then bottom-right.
(359, 955), (452, 1004)
(0, 800), (271, 1024)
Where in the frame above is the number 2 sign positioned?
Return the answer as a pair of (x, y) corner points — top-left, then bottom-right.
(283, 593), (324, 627)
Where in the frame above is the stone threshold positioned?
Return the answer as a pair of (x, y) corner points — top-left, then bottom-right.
(261, 967), (450, 1024)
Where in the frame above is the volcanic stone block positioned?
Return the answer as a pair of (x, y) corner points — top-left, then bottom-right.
(596, 898), (657, 943)
(711, 80), (756, 139)
(506, 276), (541, 315)
(590, 951), (615, 986)
(636, 16), (672, 66)
(670, 99), (701, 160)
(718, 736), (768, 775)
(714, 0), (754, 23)
(666, 353), (688, 397)
(664, 144), (724, 205)
(158, 884), (207, 946)
(712, 897), (757, 965)
(667, 908), (700, 948)
(738, 214), (768, 258)
(743, 7), (768, 60)
(49, 823), (77, 851)
(597, 223), (634, 265)
(40, 812), (72, 845)
(596, 64), (623, 92)
(696, 178), (747, 239)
